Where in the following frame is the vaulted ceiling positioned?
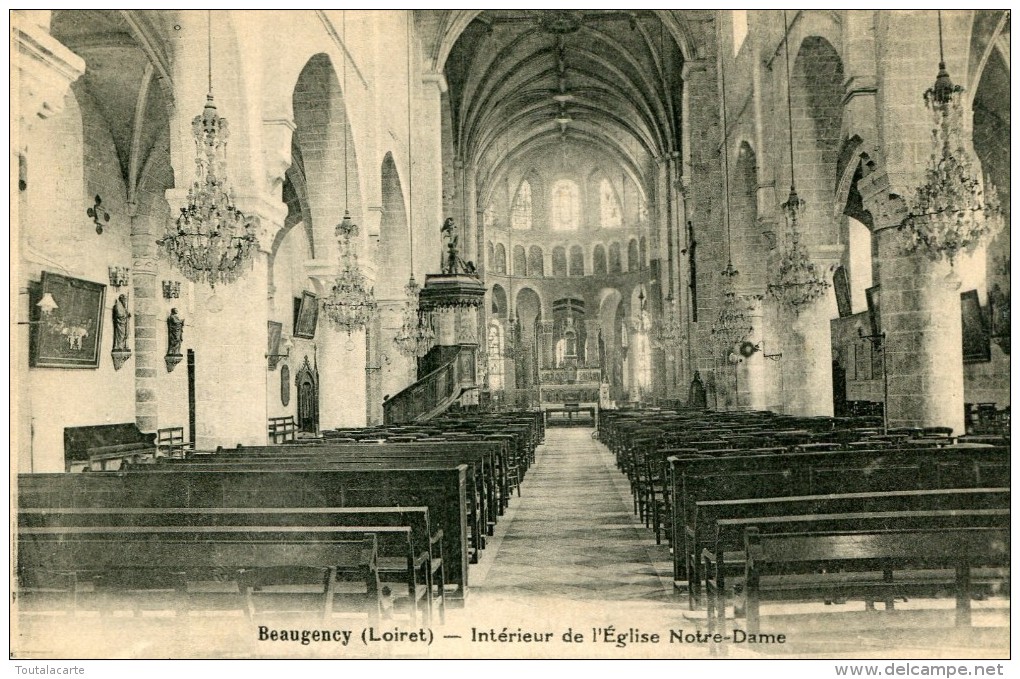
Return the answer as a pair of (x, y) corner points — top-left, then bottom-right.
(50, 10), (175, 201)
(442, 10), (698, 195)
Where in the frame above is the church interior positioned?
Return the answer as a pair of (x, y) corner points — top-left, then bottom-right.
(11, 10), (1010, 660)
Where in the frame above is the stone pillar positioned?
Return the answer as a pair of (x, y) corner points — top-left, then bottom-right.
(539, 320), (556, 370)
(365, 312), (383, 425)
(12, 14), (84, 471)
(130, 202), (160, 434)
(734, 294), (767, 410)
(773, 245), (842, 416)
(415, 72), (446, 279)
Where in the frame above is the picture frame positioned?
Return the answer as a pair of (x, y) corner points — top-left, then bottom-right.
(293, 291), (318, 339)
(29, 271), (106, 369)
(960, 289), (991, 363)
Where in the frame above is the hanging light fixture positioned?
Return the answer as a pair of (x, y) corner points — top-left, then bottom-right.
(900, 10), (1003, 265)
(392, 12), (435, 358)
(321, 11), (377, 336)
(711, 45), (755, 348)
(501, 129), (519, 359)
(766, 10), (831, 315)
(157, 11), (260, 288)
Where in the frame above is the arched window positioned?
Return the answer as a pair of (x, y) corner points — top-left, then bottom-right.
(528, 246), (544, 277)
(593, 245), (607, 275)
(569, 245), (585, 276)
(511, 181), (532, 230)
(848, 218), (873, 314)
(487, 322), (504, 391)
(494, 243), (507, 273)
(609, 243), (622, 274)
(513, 245), (527, 276)
(627, 240), (639, 272)
(599, 178), (622, 228)
(552, 246), (568, 277)
(551, 179), (580, 230)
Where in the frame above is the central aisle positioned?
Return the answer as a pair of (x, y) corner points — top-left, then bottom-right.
(444, 427), (697, 659)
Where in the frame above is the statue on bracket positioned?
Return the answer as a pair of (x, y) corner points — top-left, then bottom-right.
(165, 308), (185, 373)
(111, 293), (132, 370)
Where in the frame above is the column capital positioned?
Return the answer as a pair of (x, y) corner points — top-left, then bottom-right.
(13, 17), (85, 144)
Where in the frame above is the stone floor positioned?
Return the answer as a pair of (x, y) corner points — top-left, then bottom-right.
(439, 427), (1009, 660)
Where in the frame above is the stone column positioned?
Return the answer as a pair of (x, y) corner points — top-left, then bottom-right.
(130, 201), (160, 434)
(415, 72), (446, 279)
(773, 245), (842, 416)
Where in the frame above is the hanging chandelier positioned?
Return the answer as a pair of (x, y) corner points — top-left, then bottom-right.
(501, 312), (520, 359)
(393, 275), (436, 357)
(321, 212), (377, 334)
(900, 11), (1002, 265)
(712, 262), (755, 349)
(322, 12), (376, 337)
(651, 295), (685, 350)
(157, 12), (259, 288)
(766, 10), (830, 315)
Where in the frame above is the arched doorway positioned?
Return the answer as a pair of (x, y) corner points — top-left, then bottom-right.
(295, 356), (319, 434)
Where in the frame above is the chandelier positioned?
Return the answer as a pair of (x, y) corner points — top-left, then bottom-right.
(321, 212), (377, 335)
(900, 12), (1002, 265)
(630, 289), (654, 335)
(712, 262), (755, 349)
(652, 295), (685, 350)
(157, 13), (258, 288)
(393, 275), (436, 357)
(501, 312), (521, 359)
(322, 12), (376, 337)
(766, 10), (830, 314)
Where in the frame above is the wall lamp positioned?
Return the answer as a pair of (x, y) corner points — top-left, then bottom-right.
(17, 292), (59, 325)
(266, 335), (293, 370)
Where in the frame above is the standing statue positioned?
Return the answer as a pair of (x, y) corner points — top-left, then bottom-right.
(440, 217), (477, 275)
(112, 294), (131, 351)
(167, 308), (184, 356)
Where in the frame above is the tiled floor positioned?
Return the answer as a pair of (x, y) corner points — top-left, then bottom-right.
(440, 427), (1009, 660)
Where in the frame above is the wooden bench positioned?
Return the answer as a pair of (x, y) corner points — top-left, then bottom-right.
(17, 525), (381, 621)
(669, 445), (1011, 590)
(703, 506), (1011, 634)
(19, 466), (472, 605)
(151, 453), (489, 563)
(268, 416), (297, 443)
(19, 505), (445, 625)
(743, 523), (1010, 636)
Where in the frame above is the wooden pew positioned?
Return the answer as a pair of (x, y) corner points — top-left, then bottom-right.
(18, 466), (472, 605)
(63, 423), (157, 472)
(18, 526), (381, 621)
(704, 507), (1010, 634)
(19, 505), (444, 625)
(743, 523), (1010, 636)
(153, 453), (489, 561)
(669, 445), (1010, 590)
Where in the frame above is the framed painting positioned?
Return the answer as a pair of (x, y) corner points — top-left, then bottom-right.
(833, 265), (852, 318)
(960, 289), (991, 363)
(293, 291), (318, 339)
(29, 271), (106, 369)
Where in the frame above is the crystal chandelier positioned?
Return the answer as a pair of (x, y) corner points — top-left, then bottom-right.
(766, 10), (830, 314)
(393, 275), (436, 357)
(900, 11), (1003, 265)
(157, 13), (259, 288)
(501, 312), (520, 359)
(651, 295), (685, 350)
(321, 212), (377, 334)
(322, 12), (376, 337)
(630, 289), (654, 334)
(712, 262), (755, 348)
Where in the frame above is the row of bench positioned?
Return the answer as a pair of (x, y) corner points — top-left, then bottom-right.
(598, 409), (1010, 642)
(16, 410), (544, 649)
